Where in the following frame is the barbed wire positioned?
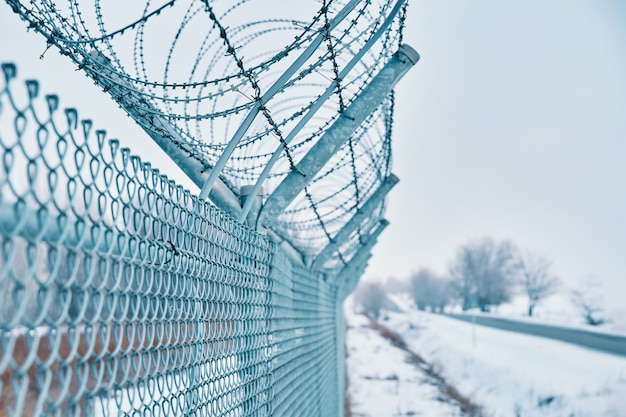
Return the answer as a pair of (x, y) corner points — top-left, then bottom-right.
(0, 64), (346, 416)
(4, 0), (408, 268)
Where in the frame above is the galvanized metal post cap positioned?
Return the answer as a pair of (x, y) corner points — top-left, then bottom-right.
(398, 44), (420, 65)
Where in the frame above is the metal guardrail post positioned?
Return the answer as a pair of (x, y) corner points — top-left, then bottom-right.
(257, 45), (419, 228)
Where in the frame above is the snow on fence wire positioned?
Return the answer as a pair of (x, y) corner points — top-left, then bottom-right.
(0, 66), (339, 416)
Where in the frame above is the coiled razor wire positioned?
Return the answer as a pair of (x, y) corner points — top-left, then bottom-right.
(0, 62), (344, 417)
(4, 0), (408, 269)
(0, 1), (413, 415)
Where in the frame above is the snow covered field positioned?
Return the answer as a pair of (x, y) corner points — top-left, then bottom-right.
(346, 313), (471, 417)
(346, 307), (626, 417)
(478, 294), (626, 337)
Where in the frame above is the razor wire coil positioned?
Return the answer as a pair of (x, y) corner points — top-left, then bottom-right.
(4, 0), (407, 267)
(0, 1), (411, 414)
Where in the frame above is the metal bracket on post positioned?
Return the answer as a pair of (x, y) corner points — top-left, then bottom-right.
(239, 185), (263, 229)
(333, 219), (389, 296)
(257, 45), (419, 228)
(311, 175), (398, 271)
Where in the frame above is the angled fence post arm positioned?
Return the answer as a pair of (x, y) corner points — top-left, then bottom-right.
(198, 0), (362, 200)
(257, 45), (419, 228)
(338, 250), (375, 301)
(338, 253), (374, 301)
(238, 0), (410, 223)
(333, 219), (389, 294)
(311, 175), (398, 271)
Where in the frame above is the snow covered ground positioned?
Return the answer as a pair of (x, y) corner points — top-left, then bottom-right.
(346, 306), (626, 417)
(345, 313), (472, 417)
(477, 294), (626, 336)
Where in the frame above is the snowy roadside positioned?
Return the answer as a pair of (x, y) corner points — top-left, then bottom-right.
(345, 311), (479, 417)
(382, 309), (626, 417)
(464, 294), (626, 337)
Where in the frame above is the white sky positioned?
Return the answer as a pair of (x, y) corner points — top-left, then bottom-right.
(368, 1), (626, 310)
(1, 1), (624, 308)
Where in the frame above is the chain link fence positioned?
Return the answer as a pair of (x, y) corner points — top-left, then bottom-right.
(0, 1), (419, 415)
(0, 63), (343, 417)
(4, 0), (409, 265)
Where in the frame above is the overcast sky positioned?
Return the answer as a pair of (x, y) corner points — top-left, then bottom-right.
(1, 1), (624, 309)
(370, 1), (626, 310)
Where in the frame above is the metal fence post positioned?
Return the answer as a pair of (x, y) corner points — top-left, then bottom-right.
(335, 296), (347, 417)
(257, 45), (419, 228)
(312, 176), (398, 271)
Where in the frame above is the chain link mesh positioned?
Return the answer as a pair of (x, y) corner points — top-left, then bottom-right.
(0, 1), (415, 414)
(4, 0), (407, 266)
(0, 64), (341, 417)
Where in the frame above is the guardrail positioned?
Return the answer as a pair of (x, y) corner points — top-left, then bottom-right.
(446, 314), (626, 357)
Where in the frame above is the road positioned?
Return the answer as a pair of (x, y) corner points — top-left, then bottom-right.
(445, 314), (626, 357)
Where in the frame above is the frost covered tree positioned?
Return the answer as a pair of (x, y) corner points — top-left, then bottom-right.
(409, 268), (451, 312)
(516, 251), (560, 316)
(571, 276), (605, 326)
(354, 281), (386, 320)
(449, 238), (517, 312)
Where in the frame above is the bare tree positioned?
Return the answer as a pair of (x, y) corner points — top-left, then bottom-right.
(571, 276), (605, 326)
(516, 251), (560, 316)
(354, 281), (386, 320)
(571, 290), (605, 326)
(409, 268), (452, 312)
(385, 276), (408, 294)
(449, 238), (517, 312)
